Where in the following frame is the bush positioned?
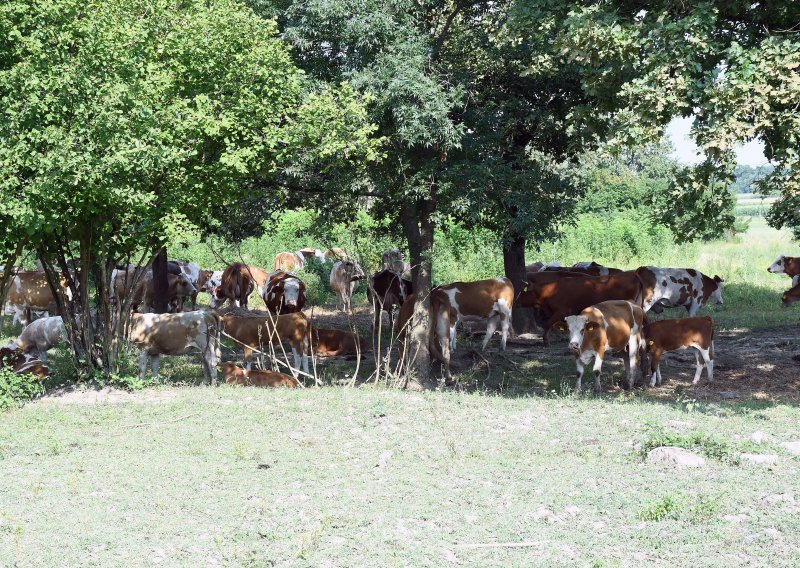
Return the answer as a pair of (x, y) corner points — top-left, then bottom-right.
(0, 367), (44, 411)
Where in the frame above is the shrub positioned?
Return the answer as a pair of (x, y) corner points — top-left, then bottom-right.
(0, 367), (44, 411)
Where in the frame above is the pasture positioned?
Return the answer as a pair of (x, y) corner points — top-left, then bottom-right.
(1, 209), (799, 566)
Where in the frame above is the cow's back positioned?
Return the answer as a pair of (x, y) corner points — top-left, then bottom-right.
(593, 300), (643, 351)
(8, 271), (57, 309)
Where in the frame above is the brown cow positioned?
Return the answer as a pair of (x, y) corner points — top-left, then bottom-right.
(311, 328), (370, 357)
(368, 269), (413, 329)
(128, 311), (220, 383)
(556, 300), (646, 392)
(3, 271), (64, 325)
(113, 268), (196, 313)
(781, 283), (800, 307)
(518, 271), (645, 345)
(220, 362), (299, 388)
(273, 252), (303, 272)
(0, 347), (49, 379)
(262, 271), (306, 314)
(167, 260), (213, 311)
(769, 255), (800, 286)
(219, 308), (310, 374)
(209, 263), (255, 309)
(644, 317), (714, 387)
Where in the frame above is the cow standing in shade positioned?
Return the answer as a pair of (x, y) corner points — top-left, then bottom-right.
(368, 269), (412, 329)
(558, 300), (646, 392)
(636, 267), (723, 316)
(330, 260), (365, 314)
(643, 316), (714, 386)
(262, 271), (306, 314)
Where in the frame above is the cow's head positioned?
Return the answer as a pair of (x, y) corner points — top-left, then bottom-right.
(282, 277), (303, 308)
(208, 285), (225, 309)
(781, 285), (800, 308)
(557, 312), (607, 355)
(711, 275), (724, 304)
(346, 260), (365, 281)
(768, 255), (788, 275)
(175, 273), (197, 297)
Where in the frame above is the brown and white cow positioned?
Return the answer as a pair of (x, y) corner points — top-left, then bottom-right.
(3, 271), (64, 325)
(368, 269), (413, 329)
(262, 271), (306, 314)
(643, 316), (714, 387)
(0, 346), (49, 379)
(636, 267), (724, 316)
(430, 278), (514, 379)
(311, 328), (370, 357)
(296, 248), (325, 263)
(128, 311), (220, 383)
(219, 309), (310, 375)
(10, 316), (65, 362)
(768, 255), (800, 286)
(557, 300), (645, 392)
(274, 252), (304, 272)
(330, 260), (365, 314)
(780, 283), (800, 307)
(220, 362), (299, 388)
(167, 260), (213, 311)
(113, 268), (196, 313)
(518, 271), (645, 345)
(209, 263), (254, 309)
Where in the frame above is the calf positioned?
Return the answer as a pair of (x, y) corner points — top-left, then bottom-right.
(209, 263), (255, 309)
(557, 300), (645, 392)
(219, 309), (310, 375)
(768, 255), (800, 286)
(128, 311), (220, 383)
(637, 267), (723, 316)
(330, 260), (365, 314)
(12, 316), (65, 362)
(311, 328), (370, 357)
(368, 269), (413, 329)
(262, 271), (306, 314)
(274, 252), (304, 272)
(643, 317), (714, 387)
(518, 271), (645, 345)
(220, 362), (299, 388)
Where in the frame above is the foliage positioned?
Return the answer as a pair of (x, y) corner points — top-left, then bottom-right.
(0, 368), (43, 411)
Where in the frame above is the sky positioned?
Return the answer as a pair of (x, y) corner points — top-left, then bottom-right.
(665, 116), (769, 167)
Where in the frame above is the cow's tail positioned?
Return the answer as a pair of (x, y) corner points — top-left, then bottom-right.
(709, 317), (715, 360)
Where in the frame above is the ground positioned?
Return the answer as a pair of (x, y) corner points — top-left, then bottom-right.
(1, 212), (799, 566)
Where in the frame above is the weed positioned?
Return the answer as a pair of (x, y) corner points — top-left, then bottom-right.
(639, 494), (683, 521)
(0, 367), (43, 411)
(638, 493), (721, 524)
(640, 427), (736, 463)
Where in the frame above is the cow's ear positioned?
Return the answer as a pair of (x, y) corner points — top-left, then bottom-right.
(714, 275), (723, 283)
(555, 322), (566, 332)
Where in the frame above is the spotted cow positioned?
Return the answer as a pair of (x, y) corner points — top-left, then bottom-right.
(768, 255), (800, 287)
(262, 271), (306, 314)
(636, 267), (724, 316)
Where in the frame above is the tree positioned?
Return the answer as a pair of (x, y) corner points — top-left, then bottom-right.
(0, 0), (377, 377)
(508, 1), (800, 239)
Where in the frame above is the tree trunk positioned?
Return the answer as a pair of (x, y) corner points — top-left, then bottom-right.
(152, 247), (169, 314)
(401, 199), (437, 390)
(503, 234), (536, 334)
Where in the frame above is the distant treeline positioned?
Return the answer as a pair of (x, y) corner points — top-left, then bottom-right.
(730, 165), (774, 194)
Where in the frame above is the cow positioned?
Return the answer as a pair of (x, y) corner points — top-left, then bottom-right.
(3, 271), (64, 326)
(0, 346), (49, 379)
(201, 270), (224, 293)
(395, 293), (449, 376)
(167, 260), (213, 311)
(780, 283), (800, 307)
(324, 248), (348, 262)
(311, 328), (370, 357)
(768, 255), (800, 286)
(381, 248), (407, 273)
(220, 362), (299, 388)
(296, 248), (325, 263)
(112, 268), (196, 313)
(543, 262), (620, 276)
(219, 308), (310, 375)
(262, 271), (306, 314)
(525, 261), (544, 273)
(643, 316), (714, 387)
(636, 267), (724, 316)
(518, 271), (645, 345)
(368, 269), (413, 329)
(128, 311), (221, 383)
(330, 260), (365, 314)
(274, 252), (304, 272)
(557, 300), (646, 392)
(9, 316), (65, 362)
(209, 263), (254, 309)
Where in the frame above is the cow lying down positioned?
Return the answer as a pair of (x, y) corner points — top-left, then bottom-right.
(220, 362), (299, 388)
(311, 328), (370, 357)
(0, 346), (50, 379)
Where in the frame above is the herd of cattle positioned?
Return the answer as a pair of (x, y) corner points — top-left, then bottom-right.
(1, 249), (799, 392)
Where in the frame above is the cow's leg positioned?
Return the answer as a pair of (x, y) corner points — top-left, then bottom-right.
(649, 349), (662, 387)
(37, 346), (48, 363)
(496, 299), (512, 351)
(688, 300), (700, 317)
(706, 343), (714, 382)
(206, 338), (218, 386)
(138, 350), (149, 380)
(481, 315), (499, 351)
(150, 354), (161, 381)
(244, 346), (253, 371)
(694, 347), (713, 384)
(292, 347), (301, 371)
(575, 358), (585, 391)
(626, 335), (640, 390)
(793, 275), (800, 287)
(592, 353), (604, 393)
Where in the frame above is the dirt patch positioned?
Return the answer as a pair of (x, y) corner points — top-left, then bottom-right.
(37, 386), (179, 405)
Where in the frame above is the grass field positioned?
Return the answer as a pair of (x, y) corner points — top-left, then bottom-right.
(1, 213), (799, 566)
